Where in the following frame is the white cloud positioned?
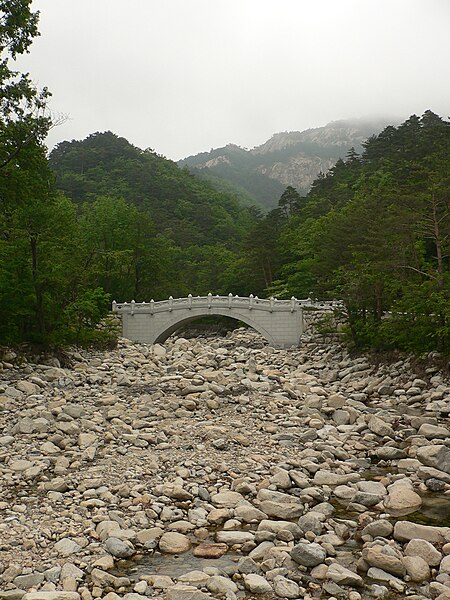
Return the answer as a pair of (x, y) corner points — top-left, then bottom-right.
(16, 0), (450, 159)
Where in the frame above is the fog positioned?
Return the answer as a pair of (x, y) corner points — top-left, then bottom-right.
(17, 0), (450, 160)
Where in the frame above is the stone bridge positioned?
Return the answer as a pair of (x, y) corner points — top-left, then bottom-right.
(112, 294), (342, 348)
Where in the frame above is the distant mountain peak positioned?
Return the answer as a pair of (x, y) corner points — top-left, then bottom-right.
(179, 117), (396, 210)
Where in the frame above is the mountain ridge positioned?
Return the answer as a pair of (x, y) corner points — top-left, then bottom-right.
(179, 117), (397, 209)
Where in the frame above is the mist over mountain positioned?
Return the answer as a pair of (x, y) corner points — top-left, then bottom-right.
(179, 118), (395, 210)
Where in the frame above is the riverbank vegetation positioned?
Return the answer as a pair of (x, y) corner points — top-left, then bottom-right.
(0, 2), (448, 353)
(242, 112), (449, 355)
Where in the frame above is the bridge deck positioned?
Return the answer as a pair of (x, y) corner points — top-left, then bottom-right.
(112, 294), (342, 315)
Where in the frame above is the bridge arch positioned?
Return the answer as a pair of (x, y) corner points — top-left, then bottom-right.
(112, 295), (342, 348)
(152, 309), (276, 345)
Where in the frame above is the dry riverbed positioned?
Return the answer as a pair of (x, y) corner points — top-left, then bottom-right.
(0, 329), (449, 600)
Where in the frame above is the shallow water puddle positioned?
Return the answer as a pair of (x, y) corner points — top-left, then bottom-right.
(127, 549), (241, 579)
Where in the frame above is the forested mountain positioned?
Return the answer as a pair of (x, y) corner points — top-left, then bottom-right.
(237, 111), (449, 353)
(179, 118), (392, 210)
(49, 132), (253, 248)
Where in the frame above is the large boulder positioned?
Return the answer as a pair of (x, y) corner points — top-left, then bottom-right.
(416, 445), (450, 475)
(291, 542), (326, 567)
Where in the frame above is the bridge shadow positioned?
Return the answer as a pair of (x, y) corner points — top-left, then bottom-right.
(174, 315), (248, 340)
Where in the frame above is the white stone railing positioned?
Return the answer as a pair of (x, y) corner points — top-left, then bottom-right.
(112, 294), (343, 315)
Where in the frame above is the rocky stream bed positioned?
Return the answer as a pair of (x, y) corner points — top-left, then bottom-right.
(0, 328), (449, 600)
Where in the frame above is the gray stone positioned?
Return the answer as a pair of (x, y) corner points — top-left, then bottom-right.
(402, 556), (430, 582)
(368, 415), (395, 437)
(365, 546), (406, 577)
(404, 538), (442, 566)
(105, 537), (135, 558)
(165, 585), (211, 600)
(22, 595), (80, 600)
(210, 491), (245, 508)
(243, 574), (272, 594)
(418, 424), (450, 439)
(258, 519), (302, 536)
(361, 520), (394, 538)
(291, 542), (326, 567)
(327, 563), (363, 586)
(298, 513), (323, 535)
(272, 575), (300, 598)
(206, 575), (238, 595)
(259, 500), (303, 520)
(13, 574), (45, 590)
(54, 538), (81, 556)
(367, 567), (403, 586)
(417, 445), (450, 475)
(394, 521), (450, 544)
(383, 485), (422, 516)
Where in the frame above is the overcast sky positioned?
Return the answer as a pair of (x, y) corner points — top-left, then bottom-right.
(17, 0), (450, 160)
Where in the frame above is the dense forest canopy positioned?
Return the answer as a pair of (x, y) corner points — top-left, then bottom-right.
(0, 2), (448, 354)
(243, 111), (449, 353)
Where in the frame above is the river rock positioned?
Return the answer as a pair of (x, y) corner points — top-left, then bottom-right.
(440, 555), (450, 573)
(105, 537), (135, 558)
(364, 546), (406, 577)
(327, 563), (363, 586)
(216, 531), (254, 545)
(206, 575), (238, 595)
(234, 504), (268, 522)
(368, 415), (395, 437)
(1, 329), (449, 600)
(402, 555), (430, 582)
(272, 575), (300, 598)
(210, 491), (245, 508)
(258, 499), (303, 519)
(416, 445), (450, 475)
(22, 595), (80, 600)
(165, 585), (211, 600)
(54, 539), (81, 557)
(361, 520), (394, 538)
(159, 532), (191, 554)
(417, 423), (450, 439)
(383, 481), (422, 516)
(291, 542), (326, 567)
(192, 543), (228, 558)
(404, 538), (443, 566)
(243, 573), (272, 593)
(394, 521), (450, 544)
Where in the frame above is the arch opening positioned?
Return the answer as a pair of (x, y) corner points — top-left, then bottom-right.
(153, 310), (276, 345)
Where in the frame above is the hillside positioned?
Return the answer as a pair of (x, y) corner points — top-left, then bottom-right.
(49, 131), (253, 248)
(179, 118), (393, 210)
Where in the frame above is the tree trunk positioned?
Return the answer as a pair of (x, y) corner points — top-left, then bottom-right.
(374, 282), (383, 320)
(30, 235), (45, 336)
(431, 190), (445, 290)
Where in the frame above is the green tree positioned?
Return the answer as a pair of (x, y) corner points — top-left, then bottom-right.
(278, 185), (304, 217)
(0, 0), (50, 169)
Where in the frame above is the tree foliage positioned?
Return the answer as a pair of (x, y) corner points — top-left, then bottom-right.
(265, 112), (450, 354)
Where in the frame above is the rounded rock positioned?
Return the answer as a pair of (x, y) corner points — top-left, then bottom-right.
(159, 532), (191, 554)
